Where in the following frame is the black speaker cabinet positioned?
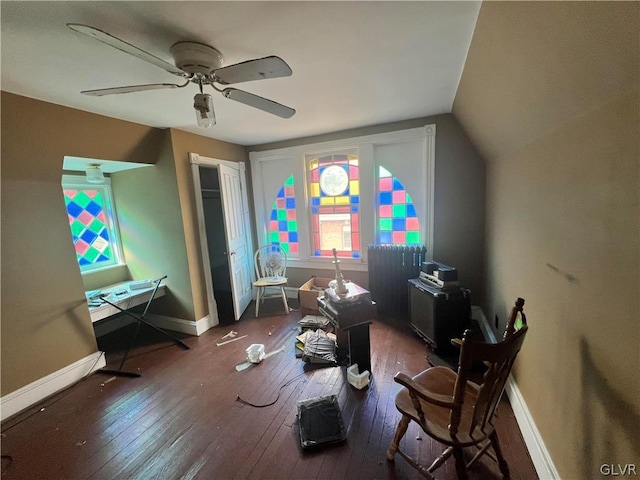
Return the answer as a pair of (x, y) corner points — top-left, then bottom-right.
(408, 279), (471, 352)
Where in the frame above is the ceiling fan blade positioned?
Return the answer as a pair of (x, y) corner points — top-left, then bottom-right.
(67, 24), (184, 77)
(214, 56), (292, 85)
(81, 83), (182, 96)
(222, 88), (295, 119)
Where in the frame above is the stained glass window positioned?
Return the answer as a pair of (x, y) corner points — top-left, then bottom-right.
(267, 175), (298, 256)
(62, 178), (122, 272)
(378, 166), (420, 245)
(308, 153), (360, 258)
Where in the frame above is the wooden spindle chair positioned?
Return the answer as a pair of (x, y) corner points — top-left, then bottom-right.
(387, 298), (528, 479)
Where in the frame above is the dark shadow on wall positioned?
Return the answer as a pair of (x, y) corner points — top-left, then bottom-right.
(580, 337), (640, 479)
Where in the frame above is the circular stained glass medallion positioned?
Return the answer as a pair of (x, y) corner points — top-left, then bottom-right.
(319, 165), (348, 196)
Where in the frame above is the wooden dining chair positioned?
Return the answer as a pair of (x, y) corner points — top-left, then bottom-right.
(253, 244), (290, 317)
(387, 298), (528, 479)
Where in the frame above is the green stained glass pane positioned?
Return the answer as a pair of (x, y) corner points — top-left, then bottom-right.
(84, 247), (100, 262)
(406, 193), (413, 203)
(280, 243), (290, 253)
(284, 175), (294, 187)
(287, 220), (298, 231)
(74, 191), (91, 208)
(277, 209), (286, 221)
(380, 218), (392, 231)
(392, 204), (406, 218)
(269, 231), (279, 243)
(103, 246), (112, 258)
(406, 231), (420, 244)
(89, 219), (104, 234)
(70, 220), (84, 236)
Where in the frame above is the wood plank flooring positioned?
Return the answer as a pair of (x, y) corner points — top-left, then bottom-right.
(1, 300), (538, 479)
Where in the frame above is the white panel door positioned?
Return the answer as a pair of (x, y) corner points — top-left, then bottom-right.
(218, 163), (252, 319)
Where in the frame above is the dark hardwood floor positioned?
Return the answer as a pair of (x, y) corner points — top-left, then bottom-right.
(1, 300), (538, 479)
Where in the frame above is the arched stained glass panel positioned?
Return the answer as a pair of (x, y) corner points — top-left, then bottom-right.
(267, 175), (298, 256)
(308, 153), (360, 259)
(377, 166), (420, 245)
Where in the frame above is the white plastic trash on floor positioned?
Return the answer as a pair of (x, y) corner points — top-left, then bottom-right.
(347, 364), (370, 389)
(246, 344), (266, 363)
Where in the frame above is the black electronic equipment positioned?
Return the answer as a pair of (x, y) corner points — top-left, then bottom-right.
(408, 278), (471, 352)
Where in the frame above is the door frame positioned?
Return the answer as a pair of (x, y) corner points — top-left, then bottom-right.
(190, 153), (255, 326)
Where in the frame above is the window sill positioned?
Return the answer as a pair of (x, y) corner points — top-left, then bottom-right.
(287, 258), (368, 272)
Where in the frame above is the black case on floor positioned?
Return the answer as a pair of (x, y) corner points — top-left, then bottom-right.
(408, 279), (471, 352)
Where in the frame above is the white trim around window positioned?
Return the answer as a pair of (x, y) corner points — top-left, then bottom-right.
(249, 125), (435, 270)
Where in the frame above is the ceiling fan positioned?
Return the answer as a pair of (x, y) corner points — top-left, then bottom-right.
(67, 24), (296, 127)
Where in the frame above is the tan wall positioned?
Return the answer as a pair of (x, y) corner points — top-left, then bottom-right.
(1, 92), (164, 395)
(168, 129), (248, 321)
(453, 2), (640, 478)
(0, 93), (247, 396)
(249, 114), (486, 299)
(110, 131), (195, 320)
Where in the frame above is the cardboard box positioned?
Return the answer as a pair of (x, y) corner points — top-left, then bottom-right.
(298, 277), (332, 316)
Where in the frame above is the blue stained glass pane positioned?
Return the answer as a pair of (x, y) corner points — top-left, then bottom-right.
(97, 254), (109, 263)
(353, 252), (360, 259)
(286, 198), (295, 209)
(312, 207), (318, 214)
(85, 201), (102, 216)
(350, 196), (359, 204)
(380, 192), (392, 205)
(80, 230), (98, 244)
(288, 232), (298, 242)
(314, 250), (321, 256)
(277, 187), (285, 198)
(393, 218), (406, 231)
(66, 202), (83, 218)
(312, 197), (320, 206)
(407, 204), (416, 217)
(351, 206), (358, 213)
(380, 231), (392, 244)
(99, 229), (110, 240)
(79, 257), (90, 266)
(270, 209), (278, 220)
(278, 220), (288, 231)
(393, 178), (403, 190)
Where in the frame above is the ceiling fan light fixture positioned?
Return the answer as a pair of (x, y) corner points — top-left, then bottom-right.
(86, 164), (105, 184)
(194, 93), (215, 128)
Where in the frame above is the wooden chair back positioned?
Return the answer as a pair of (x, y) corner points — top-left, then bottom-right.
(254, 244), (287, 280)
(449, 299), (528, 437)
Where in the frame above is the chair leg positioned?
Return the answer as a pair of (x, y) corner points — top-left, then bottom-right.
(255, 287), (262, 317)
(280, 286), (290, 314)
(386, 415), (410, 460)
(427, 446), (454, 473)
(452, 447), (469, 480)
(490, 430), (511, 479)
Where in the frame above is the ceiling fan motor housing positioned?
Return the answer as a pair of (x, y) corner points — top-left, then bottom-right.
(170, 41), (223, 75)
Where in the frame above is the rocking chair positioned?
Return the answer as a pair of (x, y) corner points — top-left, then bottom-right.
(387, 298), (528, 479)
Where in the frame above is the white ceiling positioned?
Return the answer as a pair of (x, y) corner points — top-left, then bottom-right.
(1, 1), (481, 146)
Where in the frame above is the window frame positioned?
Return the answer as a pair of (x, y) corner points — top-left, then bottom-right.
(61, 174), (125, 274)
(249, 125), (435, 271)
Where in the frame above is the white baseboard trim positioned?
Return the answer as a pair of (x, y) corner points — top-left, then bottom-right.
(146, 313), (213, 336)
(0, 351), (106, 421)
(505, 376), (560, 480)
(472, 306), (559, 480)
(285, 286), (299, 299)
